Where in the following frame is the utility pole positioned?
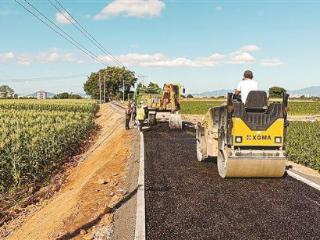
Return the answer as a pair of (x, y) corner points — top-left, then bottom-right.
(99, 71), (102, 104)
(103, 75), (106, 103)
(136, 74), (147, 100)
(138, 74), (147, 86)
(122, 75), (125, 102)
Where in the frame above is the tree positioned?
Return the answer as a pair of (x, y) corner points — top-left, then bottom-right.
(186, 94), (194, 98)
(269, 86), (286, 98)
(145, 82), (161, 94)
(53, 92), (82, 99)
(0, 85), (14, 98)
(135, 82), (162, 96)
(135, 82), (147, 96)
(83, 66), (137, 100)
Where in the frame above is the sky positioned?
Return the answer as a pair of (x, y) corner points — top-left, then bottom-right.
(0, 0), (319, 95)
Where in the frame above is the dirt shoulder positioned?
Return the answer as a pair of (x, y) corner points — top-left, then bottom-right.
(1, 103), (137, 240)
(111, 131), (140, 240)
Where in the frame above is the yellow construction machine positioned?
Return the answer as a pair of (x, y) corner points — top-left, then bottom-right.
(196, 91), (289, 178)
(141, 83), (184, 129)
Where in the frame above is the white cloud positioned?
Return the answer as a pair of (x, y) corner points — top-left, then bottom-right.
(17, 55), (32, 65)
(0, 52), (15, 63)
(94, 0), (165, 20)
(230, 52), (255, 64)
(0, 45), (283, 68)
(260, 59), (284, 66)
(98, 53), (225, 67)
(0, 49), (80, 65)
(239, 45), (260, 52)
(56, 11), (74, 24)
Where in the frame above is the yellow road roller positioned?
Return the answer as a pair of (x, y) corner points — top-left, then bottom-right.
(196, 91), (289, 178)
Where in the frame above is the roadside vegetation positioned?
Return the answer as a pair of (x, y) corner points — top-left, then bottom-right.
(53, 92), (83, 99)
(0, 100), (98, 192)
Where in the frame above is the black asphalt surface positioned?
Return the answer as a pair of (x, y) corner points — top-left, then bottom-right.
(144, 124), (320, 240)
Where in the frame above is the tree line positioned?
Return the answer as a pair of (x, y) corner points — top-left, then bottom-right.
(83, 66), (138, 100)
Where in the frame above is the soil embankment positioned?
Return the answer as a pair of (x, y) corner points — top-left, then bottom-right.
(2, 103), (136, 240)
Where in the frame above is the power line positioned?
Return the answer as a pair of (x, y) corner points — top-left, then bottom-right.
(48, 0), (124, 67)
(21, 0), (105, 65)
(14, 0), (146, 101)
(14, 0), (106, 66)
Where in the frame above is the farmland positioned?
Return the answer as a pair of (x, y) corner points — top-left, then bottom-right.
(180, 101), (222, 114)
(287, 122), (320, 171)
(0, 100), (98, 192)
(180, 99), (320, 115)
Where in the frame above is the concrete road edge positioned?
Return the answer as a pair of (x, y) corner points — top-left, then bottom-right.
(134, 132), (146, 240)
(287, 170), (320, 191)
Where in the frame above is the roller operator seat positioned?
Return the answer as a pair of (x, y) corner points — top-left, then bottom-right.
(244, 91), (268, 112)
(232, 91), (283, 131)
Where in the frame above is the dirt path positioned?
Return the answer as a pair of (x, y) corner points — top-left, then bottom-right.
(4, 103), (135, 240)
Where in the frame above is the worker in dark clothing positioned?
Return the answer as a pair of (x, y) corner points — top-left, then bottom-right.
(125, 103), (132, 130)
(131, 102), (137, 125)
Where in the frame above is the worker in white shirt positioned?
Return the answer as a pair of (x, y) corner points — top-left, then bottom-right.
(235, 70), (258, 103)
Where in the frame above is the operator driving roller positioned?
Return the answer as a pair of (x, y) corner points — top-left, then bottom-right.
(235, 70), (258, 103)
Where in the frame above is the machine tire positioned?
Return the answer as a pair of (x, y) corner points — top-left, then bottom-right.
(217, 128), (227, 178)
(217, 148), (227, 178)
(148, 113), (157, 126)
(196, 123), (207, 162)
(169, 113), (183, 129)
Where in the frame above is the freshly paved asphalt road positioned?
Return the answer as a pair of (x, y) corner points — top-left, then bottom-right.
(144, 124), (320, 240)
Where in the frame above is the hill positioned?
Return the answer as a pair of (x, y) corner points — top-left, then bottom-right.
(194, 86), (320, 97)
(288, 86), (320, 97)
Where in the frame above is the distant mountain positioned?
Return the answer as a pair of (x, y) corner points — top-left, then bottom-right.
(26, 91), (56, 98)
(193, 89), (231, 97)
(75, 93), (90, 98)
(194, 86), (320, 97)
(288, 86), (320, 97)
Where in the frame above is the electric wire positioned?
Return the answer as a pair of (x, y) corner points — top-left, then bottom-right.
(48, 0), (124, 67)
(14, 0), (106, 66)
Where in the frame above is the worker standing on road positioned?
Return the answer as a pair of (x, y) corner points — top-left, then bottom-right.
(125, 103), (132, 130)
(235, 70), (258, 103)
(131, 101), (137, 125)
(136, 101), (146, 131)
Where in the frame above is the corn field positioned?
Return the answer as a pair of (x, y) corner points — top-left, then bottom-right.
(0, 100), (98, 192)
(0, 99), (99, 114)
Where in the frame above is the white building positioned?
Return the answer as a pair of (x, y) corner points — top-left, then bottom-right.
(36, 91), (48, 99)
